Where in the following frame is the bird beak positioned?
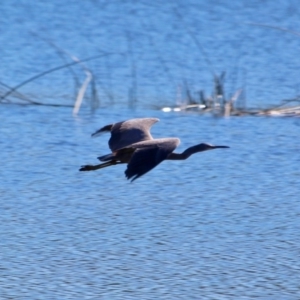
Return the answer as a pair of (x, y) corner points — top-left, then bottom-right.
(212, 145), (230, 149)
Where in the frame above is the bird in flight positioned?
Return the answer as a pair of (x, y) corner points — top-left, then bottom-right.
(80, 118), (229, 181)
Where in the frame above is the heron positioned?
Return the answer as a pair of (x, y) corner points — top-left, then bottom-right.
(79, 118), (229, 181)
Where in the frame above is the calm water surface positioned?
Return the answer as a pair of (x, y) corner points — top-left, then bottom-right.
(1, 105), (300, 299)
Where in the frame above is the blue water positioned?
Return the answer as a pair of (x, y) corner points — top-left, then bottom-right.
(1, 104), (300, 299)
(1, 1), (300, 299)
(1, 0), (300, 107)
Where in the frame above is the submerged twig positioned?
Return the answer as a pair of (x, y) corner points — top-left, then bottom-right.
(224, 88), (243, 117)
(89, 77), (100, 111)
(0, 53), (115, 102)
(0, 81), (38, 104)
(73, 70), (92, 115)
(30, 31), (81, 91)
(32, 34), (103, 112)
(173, 7), (216, 77)
(184, 80), (197, 105)
(247, 22), (300, 38)
(126, 31), (138, 108)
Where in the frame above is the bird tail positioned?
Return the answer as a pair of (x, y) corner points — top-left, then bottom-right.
(97, 153), (115, 162)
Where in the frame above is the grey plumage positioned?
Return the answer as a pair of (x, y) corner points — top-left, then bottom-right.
(92, 118), (159, 152)
(80, 118), (229, 181)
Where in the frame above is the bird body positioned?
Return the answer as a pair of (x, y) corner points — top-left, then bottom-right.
(80, 118), (229, 181)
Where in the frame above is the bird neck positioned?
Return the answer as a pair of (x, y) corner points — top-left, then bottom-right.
(167, 147), (195, 160)
(167, 152), (188, 160)
(167, 144), (209, 160)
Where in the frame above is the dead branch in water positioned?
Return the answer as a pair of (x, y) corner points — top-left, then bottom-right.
(159, 72), (300, 117)
(126, 31), (138, 108)
(246, 23), (300, 38)
(173, 7), (216, 77)
(30, 31), (81, 93)
(0, 81), (38, 104)
(0, 53), (115, 103)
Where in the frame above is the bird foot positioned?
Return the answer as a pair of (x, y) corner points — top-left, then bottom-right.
(79, 165), (95, 171)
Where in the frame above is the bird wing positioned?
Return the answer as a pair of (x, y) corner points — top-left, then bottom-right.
(124, 138), (180, 181)
(91, 118), (159, 152)
(109, 118), (159, 151)
(91, 124), (113, 137)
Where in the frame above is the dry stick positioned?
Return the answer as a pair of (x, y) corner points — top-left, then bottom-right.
(36, 35), (102, 111)
(39, 45), (99, 114)
(0, 53), (116, 102)
(70, 51), (113, 107)
(94, 78), (115, 106)
(139, 17), (177, 88)
(0, 81), (38, 104)
(72, 55), (93, 115)
(92, 56), (116, 107)
(246, 22), (300, 37)
(184, 80), (196, 105)
(130, 16), (173, 107)
(90, 77), (100, 111)
(30, 31), (81, 91)
(174, 8), (244, 115)
(228, 45), (245, 112)
(89, 54), (115, 106)
(140, 7), (192, 107)
(224, 88), (243, 117)
(247, 23), (300, 115)
(262, 97), (300, 114)
(173, 8), (224, 111)
(215, 71), (226, 97)
(239, 70), (247, 110)
(73, 70), (92, 115)
(173, 7), (216, 77)
(103, 53), (114, 105)
(126, 31), (138, 108)
(20, 33), (93, 111)
(56, 52), (96, 115)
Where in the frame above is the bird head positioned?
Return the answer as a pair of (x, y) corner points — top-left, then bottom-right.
(196, 143), (230, 152)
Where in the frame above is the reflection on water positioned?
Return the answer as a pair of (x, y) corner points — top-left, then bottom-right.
(1, 105), (300, 299)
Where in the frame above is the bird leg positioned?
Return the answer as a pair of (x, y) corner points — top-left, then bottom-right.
(79, 160), (122, 171)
